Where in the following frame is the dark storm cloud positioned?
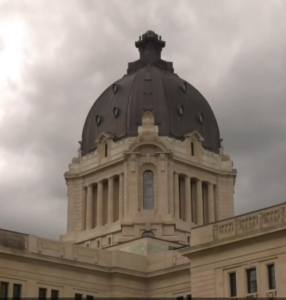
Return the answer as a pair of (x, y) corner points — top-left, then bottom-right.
(0, 0), (286, 238)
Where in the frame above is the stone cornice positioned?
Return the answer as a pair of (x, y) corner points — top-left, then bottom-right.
(0, 244), (190, 279)
(65, 156), (125, 179)
(146, 262), (190, 278)
(180, 202), (286, 258)
(173, 155), (236, 177)
(181, 224), (286, 258)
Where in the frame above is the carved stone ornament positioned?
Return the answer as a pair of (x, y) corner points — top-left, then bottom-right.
(72, 157), (80, 163)
(213, 225), (218, 239)
(138, 111), (158, 138)
(146, 153), (151, 163)
(130, 154), (137, 172)
(159, 153), (166, 172)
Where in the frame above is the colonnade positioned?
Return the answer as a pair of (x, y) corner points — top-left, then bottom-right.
(174, 172), (216, 225)
(83, 174), (124, 230)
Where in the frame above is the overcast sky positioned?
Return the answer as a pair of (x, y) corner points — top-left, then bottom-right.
(0, 0), (286, 239)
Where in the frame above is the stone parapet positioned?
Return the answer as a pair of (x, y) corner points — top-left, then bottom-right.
(188, 202), (286, 249)
(0, 231), (189, 276)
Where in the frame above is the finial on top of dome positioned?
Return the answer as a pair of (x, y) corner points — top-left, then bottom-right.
(135, 30), (165, 64)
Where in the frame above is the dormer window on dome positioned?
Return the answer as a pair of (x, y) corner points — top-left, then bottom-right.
(181, 82), (187, 93)
(198, 113), (204, 123)
(96, 115), (101, 126)
(113, 107), (119, 117)
(178, 105), (184, 116)
(112, 84), (118, 94)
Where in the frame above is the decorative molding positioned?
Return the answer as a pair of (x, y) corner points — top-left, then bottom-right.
(130, 154), (137, 173)
(184, 130), (204, 142)
(159, 153), (166, 172)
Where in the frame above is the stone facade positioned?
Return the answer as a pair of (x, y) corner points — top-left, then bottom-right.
(182, 202), (286, 298)
(62, 111), (236, 249)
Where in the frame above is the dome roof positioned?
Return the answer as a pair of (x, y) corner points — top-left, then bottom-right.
(81, 31), (221, 156)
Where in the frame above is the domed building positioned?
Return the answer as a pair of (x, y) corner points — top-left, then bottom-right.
(62, 30), (235, 247)
(0, 31), (286, 299)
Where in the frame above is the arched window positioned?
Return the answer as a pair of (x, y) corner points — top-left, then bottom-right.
(143, 170), (154, 209)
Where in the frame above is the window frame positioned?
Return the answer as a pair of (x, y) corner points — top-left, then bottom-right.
(51, 289), (59, 300)
(267, 263), (276, 290)
(38, 287), (47, 300)
(246, 268), (257, 294)
(104, 143), (108, 158)
(12, 283), (22, 300)
(191, 142), (195, 156)
(74, 293), (82, 300)
(229, 272), (237, 297)
(0, 282), (9, 300)
(143, 170), (154, 210)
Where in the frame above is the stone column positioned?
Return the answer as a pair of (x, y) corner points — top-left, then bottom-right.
(108, 177), (114, 224)
(208, 182), (215, 223)
(81, 187), (87, 231)
(185, 176), (191, 222)
(85, 185), (93, 230)
(174, 172), (180, 219)
(196, 179), (204, 225)
(119, 173), (124, 219)
(97, 181), (103, 227)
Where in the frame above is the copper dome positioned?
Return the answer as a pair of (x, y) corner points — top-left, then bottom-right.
(81, 31), (221, 156)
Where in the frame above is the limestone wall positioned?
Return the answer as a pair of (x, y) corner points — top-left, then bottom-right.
(182, 202), (286, 298)
(0, 230), (191, 298)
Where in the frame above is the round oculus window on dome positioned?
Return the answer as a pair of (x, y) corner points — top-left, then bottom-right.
(96, 115), (101, 126)
(112, 83), (118, 94)
(178, 105), (184, 116)
(198, 113), (204, 123)
(113, 107), (120, 117)
(181, 82), (187, 93)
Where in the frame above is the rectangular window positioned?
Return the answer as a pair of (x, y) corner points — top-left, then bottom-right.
(191, 179), (197, 223)
(186, 295), (192, 300)
(38, 288), (47, 300)
(86, 296), (94, 300)
(247, 268), (257, 293)
(229, 272), (237, 297)
(178, 176), (185, 221)
(51, 290), (59, 300)
(176, 297), (184, 300)
(75, 293), (82, 300)
(202, 182), (208, 224)
(13, 284), (22, 300)
(0, 282), (9, 300)
(268, 264), (276, 290)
